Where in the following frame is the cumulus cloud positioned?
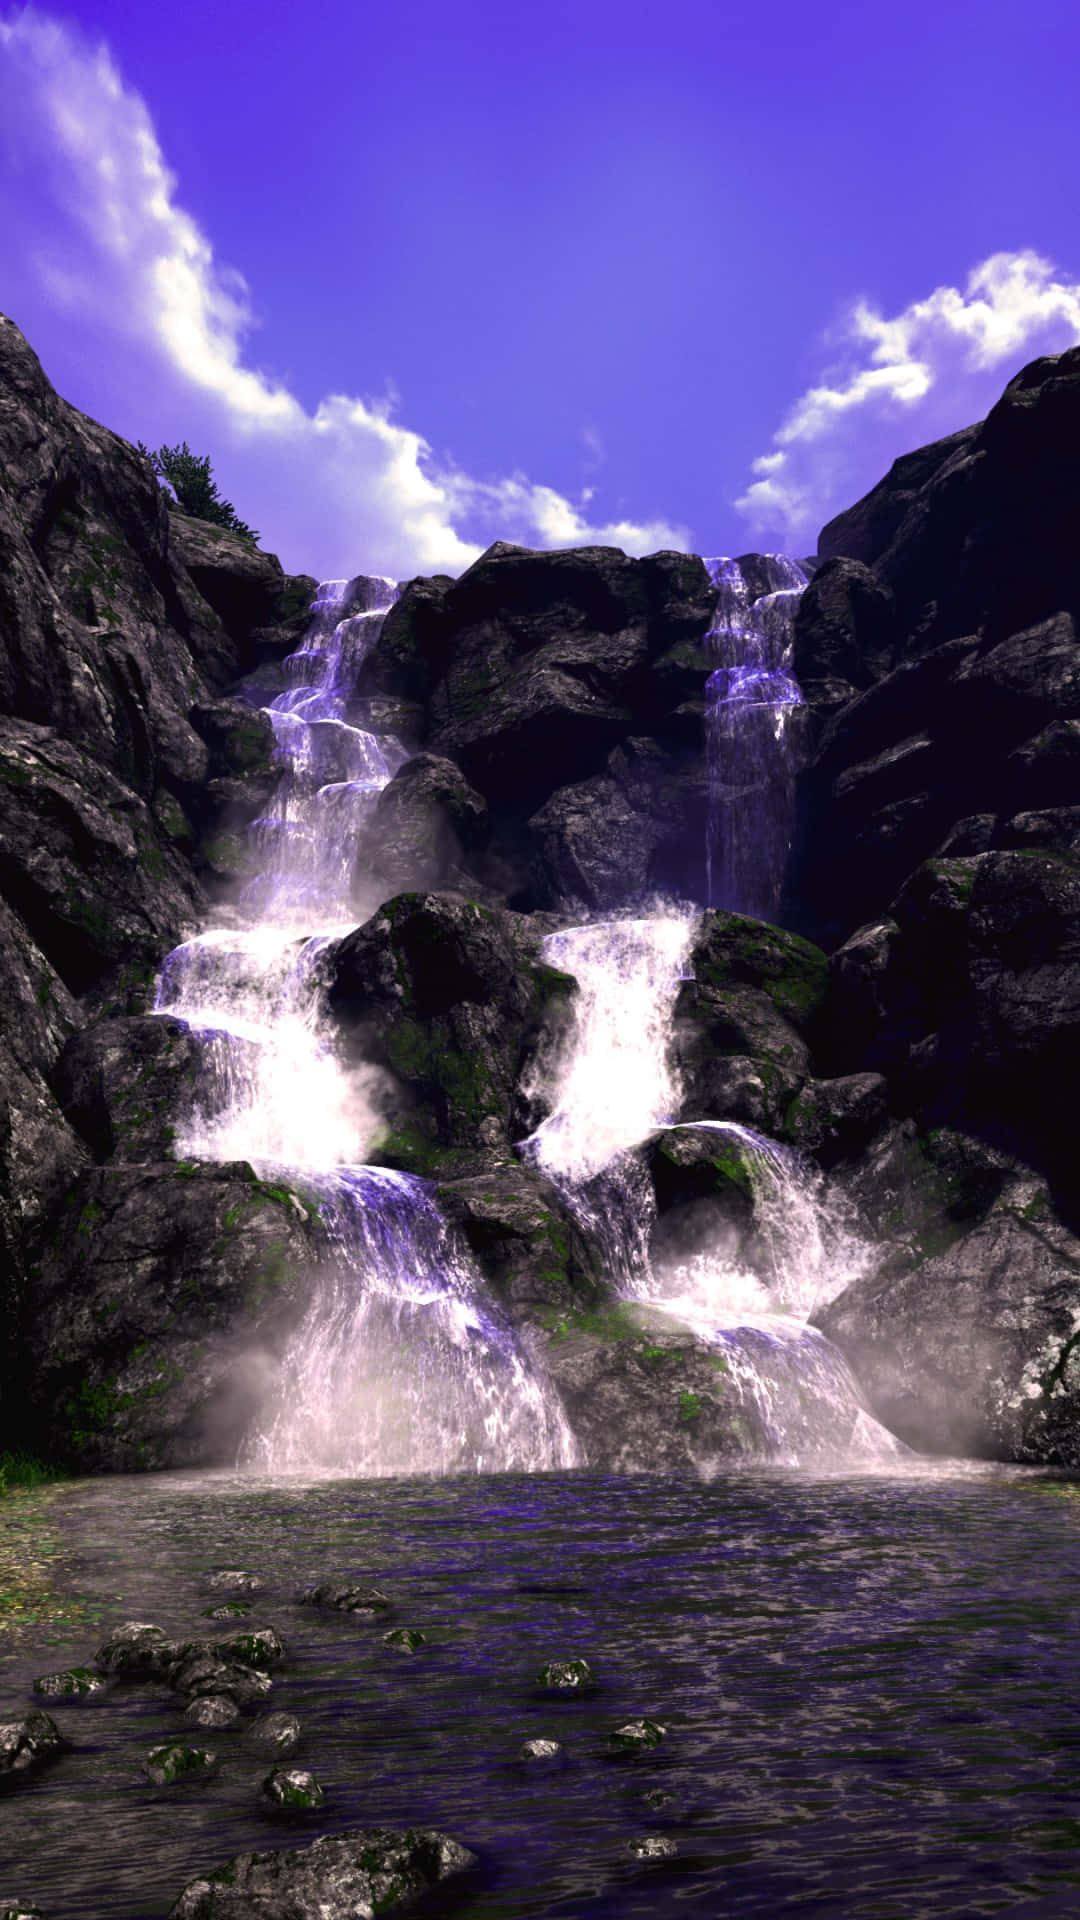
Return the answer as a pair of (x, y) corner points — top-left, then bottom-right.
(735, 251), (1080, 551)
(0, 7), (689, 578)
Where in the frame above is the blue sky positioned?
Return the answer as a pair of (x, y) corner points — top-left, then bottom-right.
(2, 0), (1080, 580)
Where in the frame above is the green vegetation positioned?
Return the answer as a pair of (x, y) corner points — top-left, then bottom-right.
(139, 440), (260, 547)
(0, 1450), (66, 1496)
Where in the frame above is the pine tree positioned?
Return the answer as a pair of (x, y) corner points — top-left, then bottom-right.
(138, 441), (260, 548)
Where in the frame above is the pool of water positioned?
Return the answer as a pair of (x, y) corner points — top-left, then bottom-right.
(4, 1464), (1080, 1917)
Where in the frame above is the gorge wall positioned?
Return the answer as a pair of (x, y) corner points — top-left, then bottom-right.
(3, 307), (1080, 1474)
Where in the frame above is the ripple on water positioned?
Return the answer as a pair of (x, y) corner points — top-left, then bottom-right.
(3, 1463), (1080, 1918)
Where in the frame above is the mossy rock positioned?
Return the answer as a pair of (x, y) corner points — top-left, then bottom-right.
(145, 1742), (216, 1785)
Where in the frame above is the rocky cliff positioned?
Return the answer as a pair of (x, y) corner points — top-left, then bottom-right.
(4, 309), (1080, 1475)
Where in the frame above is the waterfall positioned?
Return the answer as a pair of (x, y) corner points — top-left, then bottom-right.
(153, 575), (577, 1474)
(522, 913), (697, 1291)
(524, 920), (900, 1462)
(702, 554), (807, 919)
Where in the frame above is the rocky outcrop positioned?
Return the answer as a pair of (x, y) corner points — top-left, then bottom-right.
(348, 542), (718, 908)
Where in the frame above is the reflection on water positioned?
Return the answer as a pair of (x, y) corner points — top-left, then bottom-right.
(4, 1465), (1080, 1918)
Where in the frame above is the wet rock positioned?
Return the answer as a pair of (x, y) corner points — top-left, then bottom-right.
(627, 1834), (678, 1859)
(326, 892), (571, 1163)
(54, 1014), (205, 1162)
(792, 556), (898, 696)
(781, 1073), (890, 1166)
(22, 1162), (322, 1471)
(435, 1161), (603, 1314)
(202, 1602), (252, 1620)
(208, 1628), (286, 1671)
(33, 1666), (106, 1699)
(184, 1696), (240, 1730)
(673, 911), (825, 1132)
(0, 1905), (48, 1918)
(535, 1658), (594, 1693)
(167, 1826), (477, 1919)
(642, 1787), (679, 1809)
(95, 1622), (180, 1677)
(298, 1582), (391, 1614)
(0, 1712), (64, 1786)
(382, 1628), (426, 1652)
(169, 1652), (272, 1707)
(145, 1742), (216, 1785)
(206, 1570), (263, 1594)
(359, 752), (489, 898)
(259, 1766), (324, 1812)
(527, 775), (667, 912)
(167, 514), (285, 662)
(609, 1718), (666, 1754)
(248, 1713), (301, 1755)
(519, 1737), (562, 1760)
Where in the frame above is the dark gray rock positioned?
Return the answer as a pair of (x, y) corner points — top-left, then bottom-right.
(247, 1713), (301, 1755)
(169, 1652), (271, 1707)
(167, 1827), (477, 1919)
(205, 1570), (263, 1594)
(535, 1658), (594, 1692)
(325, 892), (575, 1166)
(184, 1696), (240, 1730)
(259, 1766), (323, 1812)
(22, 1162), (322, 1471)
(672, 910), (826, 1130)
(435, 1162), (603, 1315)
(145, 1742), (216, 1785)
(0, 1712), (63, 1786)
(359, 751), (489, 897)
(54, 1015), (204, 1162)
(33, 1667), (106, 1700)
(297, 1582), (390, 1615)
(95, 1622), (180, 1676)
(610, 1718), (666, 1754)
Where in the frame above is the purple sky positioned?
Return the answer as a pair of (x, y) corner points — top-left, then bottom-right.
(2, 0), (1080, 580)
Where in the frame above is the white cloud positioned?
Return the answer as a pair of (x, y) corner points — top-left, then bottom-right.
(0, 7), (689, 578)
(736, 250), (1080, 551)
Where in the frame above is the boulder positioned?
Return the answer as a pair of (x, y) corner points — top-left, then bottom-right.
(359, 752), (489, 897)
(54, 1015), (205, 1162)
(435, 1162), (604, 1314)
(20, 1161), (323, 1470)
(672, 910), (825, 1130)
(325, 892), (575, 1164)
(0, 1713), (63, 1788)
(167, 1827), (477, 1919)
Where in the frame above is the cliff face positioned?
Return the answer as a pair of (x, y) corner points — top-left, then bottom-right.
(6, 310), (1080, 1476)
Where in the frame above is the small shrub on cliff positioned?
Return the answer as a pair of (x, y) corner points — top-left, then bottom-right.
(138, 440), (260, 547)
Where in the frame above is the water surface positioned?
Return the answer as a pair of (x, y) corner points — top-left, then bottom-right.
(4, 1465), (1080, 1918)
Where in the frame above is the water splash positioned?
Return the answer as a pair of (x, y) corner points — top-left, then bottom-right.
(522, 913), (697, 1290)
(243, 1169), (578, 1475)
(702, 554), (807, 919)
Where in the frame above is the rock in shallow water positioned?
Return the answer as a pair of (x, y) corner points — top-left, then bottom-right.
(535, 1658), (594, 1692)
(0, 1713), (64, 1786)
(166, 1826), (477, 1918)
(95, 1622), (179, 1676)
(628, 1834), (678, 1859)
(609, 1718), (666, 1755)
(184, 1696), (240, 1730)
(382, 1628), (426, 1652)
(33, 1667), (105, 1699)
(297, 1582), (390, 1615)
(259, 1766), (323, 1812)
(202, 1602), (252, 1620)
(145, 1743), (216, 1785)
(519, 1738), (562, 1760)
(247, 1713), (301, 1755)
(206, 1571), (263, 1594)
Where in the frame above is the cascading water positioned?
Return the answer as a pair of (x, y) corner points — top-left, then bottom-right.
(525, 918), (901, 1462)
(153, 575), (576, 1474)
(702, 554), (807, 919)
(522, 913), (697, 1290)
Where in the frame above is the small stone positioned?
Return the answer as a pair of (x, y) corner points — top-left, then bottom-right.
(535, 1658), (594, 1692)
(202, 1602), (251, 1620)
(145, 1742), (216, 1785)
(0, 1712), (64, 1784)
(609, 1718), (666, 1755)
(210, 1627), (286, 1671)
(382, 1628), (426, 1652)
(519, 1738), (562, 1760)
(0, 1905), (48, 1918)
(184, 1695), (240, 1730)
(95, 1622), (179, 1676)
(642, 1786), (677, 1809)
(298, 1581), (390, 1614)
(205, 1570), (262, 1594)
(260, 1766), (324, 1811)
(33, 1667), (106, 1699)
(628, 1835), (678, 1860)
(169, 1650), (272, 1706)
(248, 1712), (301, 1755)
